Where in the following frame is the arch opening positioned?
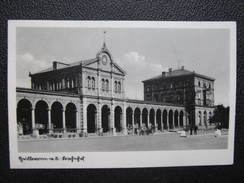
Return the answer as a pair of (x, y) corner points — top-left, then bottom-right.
(87, 104), (96, 133)
(149, 109), (155, 126)
(156, 109), (162, 130)
(134, 108), (141, 127)
(17, 99), (32, 135)
(35, 100), (48, 134)
(126, 107), (133, 128)
(179, 111), (184, 127)
(169, 110), (173, 129)
(114, 106), (122, 132)
(102, 105), (110, 133)
(142, 108), (148, 127)
(65, 103), (77, 131)
(174, 110), (179, 128)
(51, 101), (63, 130)
(163, 110), (168, 130)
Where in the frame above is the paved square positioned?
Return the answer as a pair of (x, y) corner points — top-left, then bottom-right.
(18, 133), (228, 152)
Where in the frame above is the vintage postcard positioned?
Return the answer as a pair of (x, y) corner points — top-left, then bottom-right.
(8, 20), (236, 168)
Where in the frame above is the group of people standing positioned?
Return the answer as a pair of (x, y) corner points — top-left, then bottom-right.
(127, 123), (156, 135)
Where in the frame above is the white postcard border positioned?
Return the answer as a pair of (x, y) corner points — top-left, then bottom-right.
(8, 20), (236, 168)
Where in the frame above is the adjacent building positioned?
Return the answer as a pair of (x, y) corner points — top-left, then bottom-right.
(143, 66), (215, 128)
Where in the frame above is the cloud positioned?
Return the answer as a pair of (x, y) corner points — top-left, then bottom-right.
(17, 53), (49, 88)
(116, 51), (167, 100)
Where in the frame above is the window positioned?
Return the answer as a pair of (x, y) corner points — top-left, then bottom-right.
(87, 76), (91, 89)
(67, 79), (70, 88)
(198, 81), (201, 87)
(208, 83), (211, 89)
(118, 81), (121, 93)
(105, 79), (109, 91)
(101, 79), (105, 91)
(91, 77), (95, 90)
(114, 81), (117, 93)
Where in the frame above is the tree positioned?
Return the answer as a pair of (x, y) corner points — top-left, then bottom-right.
(209, 105), (230, 128)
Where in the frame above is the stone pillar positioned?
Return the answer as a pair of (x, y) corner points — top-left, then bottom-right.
(154, 112), (157, 128)
(110, 73), (114, 98)
(31, 108), (35, 130)
(160, 114), (163, 131)
(76, 110), (79, 133)
(167, 112), (170, 130)
(195, 110), (199, 126)
(131, 111), (135, 128)
(97, 102), (102, 134)
(82, 99), (87, 134)
(172, 111), (175, 129)
(108, 110), (111, 131)
(48, 108), (52, 133)
(178, 114), (180, 129)
(31, 107), (38, 136)
(62, 109), (66, 133)
(183, 113), (186, 127)
(139, 113), (142, 127)
(147, 113), (149, 127)
(110, 104), (115, 134)
(122, 112), (127, 135)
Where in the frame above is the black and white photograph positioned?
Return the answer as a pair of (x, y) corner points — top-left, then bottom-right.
(8, 21), (236, 168)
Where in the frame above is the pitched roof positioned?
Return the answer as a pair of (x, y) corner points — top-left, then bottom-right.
(31, 58), (99, 75)
(142, 68), (214, 82)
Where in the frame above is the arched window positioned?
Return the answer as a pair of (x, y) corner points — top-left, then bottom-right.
(101, 79), (105, 91)
(105, 79), (109, 91)
(118, 81), (121, 93)
(71, 79), (74, 88)
(49, 82), (52, 91)
(67, 78), (70, 88)
(91, 77), (95, 90)
(87, 76), (91, 89)
(114, 81), (117, 93)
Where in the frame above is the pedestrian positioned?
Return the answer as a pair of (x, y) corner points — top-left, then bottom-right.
(190, 125), (193, 135)
(194, 125), (198, 135)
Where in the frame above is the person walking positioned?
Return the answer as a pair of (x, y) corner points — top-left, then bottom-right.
(194, 125), (198, 135)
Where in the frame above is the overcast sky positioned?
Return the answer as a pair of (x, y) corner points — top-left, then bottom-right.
(16, 27), (230, 106)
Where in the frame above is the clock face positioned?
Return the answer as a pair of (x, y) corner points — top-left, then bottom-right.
(102, 55), (108, 65)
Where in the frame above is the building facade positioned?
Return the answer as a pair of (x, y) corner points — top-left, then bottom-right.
(143, 66), (215, 128)
(16, 43), (214, 137)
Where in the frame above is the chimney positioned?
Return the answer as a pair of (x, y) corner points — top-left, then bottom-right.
(181, 66), (184, 70)
(168, 68), (172, 72)
(162, 71), (166, 77)
(53, 61), (58, 70)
